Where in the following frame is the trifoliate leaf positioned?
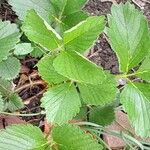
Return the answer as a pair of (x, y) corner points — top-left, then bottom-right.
(53, 50), (106, 85)
(0, 93), (4, 112)
(107, 2), (150, 73)
(0, 124), (51, 150)
(64, 16), (105, 53)
(37, 55), (67, 84)
(89, 105), (115, 126)
(8, 0), (55, 25)
(135, 54), (150, 82)
(121, 82), (150, 138)
(52, 124), (103, 150)
(0, 57), (20, 80)
(14, 43), (33, 55)
(0, 20), (20, 62)
(5, 93), (24, 112)
(78, 75), (117, 105)
(22, 10), (62, 51)
(41, 83), (81, 125)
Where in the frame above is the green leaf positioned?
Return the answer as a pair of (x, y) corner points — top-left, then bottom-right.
(89, 105), (115, 126)
(22, 10), (62, 51)
(0, 124), (51, 150)
(52, 124), (103, 150)
(14, 43), (33, 55)
(30, 44), (44, 58)
(135, 54), (150, 82)
(0, 93), (4, 112)
(121, 82), (150, 137)
(37, 55), (67, 84)
(53, 50), (106, 85)
(41, 83), (81, 125)
(0, 78), (12, 96)
(51, 0), (88, 30)
(8, 0), (55, 25)
(74, 106), (87, 120)
(64, 16), (105, 53)
(0, 79), (24, 112)
(63, 0), (88, 15)
(0, 57), (20, 80)
(51, 0), (87, 16)
(50, 0), (67, 17)
(107, 2), (150, 72)
(0, 20), (20, 62)
(63, 11), (88, 30)
(4, 93), (24, 112)
(78, 75), (117, 105)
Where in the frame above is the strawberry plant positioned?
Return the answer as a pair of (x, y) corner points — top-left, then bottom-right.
(0, 0), (150, 149)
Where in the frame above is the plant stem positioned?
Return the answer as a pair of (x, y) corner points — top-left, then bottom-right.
(116, 71), (148, 79)
(0, 111), (45, 117)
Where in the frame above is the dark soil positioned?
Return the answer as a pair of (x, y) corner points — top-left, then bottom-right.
(0, 0), (17, 21)
(144, 3), (150, 22)
(84, 0), (119, 74)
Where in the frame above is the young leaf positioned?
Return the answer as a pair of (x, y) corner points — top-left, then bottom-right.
(52, 124), (103, 150)
(14, 43), (33, 55)
(53, 50), (106, 85)
(0, 20), (20, 62)
(107, 2), (150, 73)
(0, 57), (20, 80)
(121, 82), (150, 138)
(41, 83), (81, 125)
(135, 54), (150, 82)
(22, 10), (62, 51)
(78, 75), (117, 105)
(8, 0), (55, 25)
(89, 105), (115, 126)
(64, 16), (106, 53)
(37, 55), (67, 84)
(0, 124), (51, 150)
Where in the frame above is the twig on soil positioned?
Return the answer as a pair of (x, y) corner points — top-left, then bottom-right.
(142, 0), (150, 4)
(14, 80), (46, 93)
(132, 0), (145, 9)
(0, 111), (45, 117)
(101, 0), (117, 4)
